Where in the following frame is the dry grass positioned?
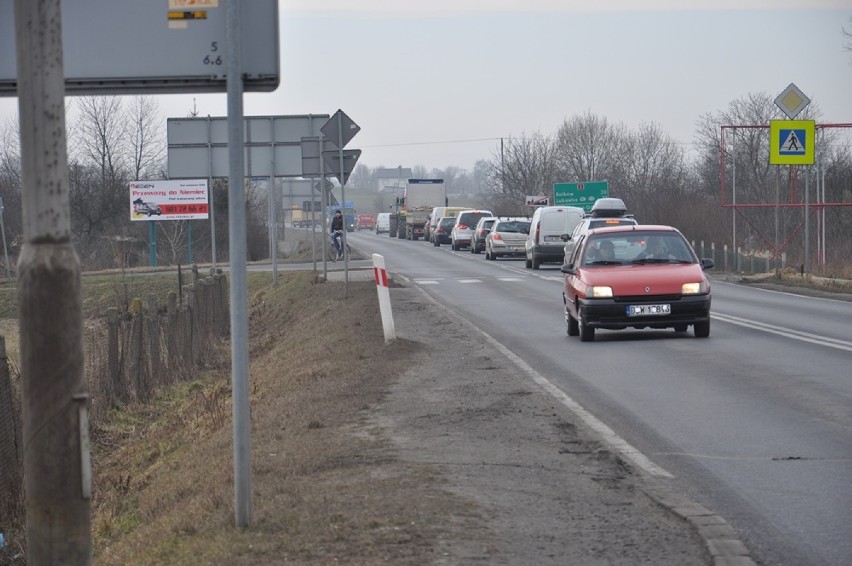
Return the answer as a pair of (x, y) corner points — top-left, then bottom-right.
(90, 270), (476, 564)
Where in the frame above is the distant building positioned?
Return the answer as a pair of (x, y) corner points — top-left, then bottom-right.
(376, 167), (412, 193)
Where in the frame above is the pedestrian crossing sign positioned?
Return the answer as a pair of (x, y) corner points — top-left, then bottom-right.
(770, 120), (814, 165)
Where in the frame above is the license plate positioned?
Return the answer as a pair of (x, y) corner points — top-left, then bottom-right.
(627, 304), (671, 316)
(545, 235), (561, 242)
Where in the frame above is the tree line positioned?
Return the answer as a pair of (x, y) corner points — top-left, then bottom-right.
(2, 91), (850, 274)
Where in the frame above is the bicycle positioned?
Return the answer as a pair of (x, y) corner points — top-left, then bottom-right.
(328, 230), (351, 262)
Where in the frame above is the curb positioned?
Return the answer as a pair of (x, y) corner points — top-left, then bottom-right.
(642, 479), (755, 565)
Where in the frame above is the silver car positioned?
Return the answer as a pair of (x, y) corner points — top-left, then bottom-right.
(485, 218), (531, 260)
(450, 209), (494, 250)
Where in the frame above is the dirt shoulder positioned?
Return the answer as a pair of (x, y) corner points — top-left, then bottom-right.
(88, 269), (717, 564)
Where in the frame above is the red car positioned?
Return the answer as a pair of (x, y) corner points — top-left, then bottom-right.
(561, 225), (713, 342)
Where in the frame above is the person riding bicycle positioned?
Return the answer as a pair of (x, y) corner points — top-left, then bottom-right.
(330, 210), (344, 255)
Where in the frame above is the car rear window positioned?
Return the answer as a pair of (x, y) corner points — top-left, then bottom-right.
(497, 221), (530, 233)
(459, 212), (491, 226)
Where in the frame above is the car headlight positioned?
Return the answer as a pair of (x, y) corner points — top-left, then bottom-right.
(682, 280), (708, 295)
(588, 286), (613, 298)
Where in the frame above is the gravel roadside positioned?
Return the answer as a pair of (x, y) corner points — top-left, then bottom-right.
(359, 270), (744, 565)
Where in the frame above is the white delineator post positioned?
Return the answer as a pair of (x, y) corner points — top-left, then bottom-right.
(372, 254), (396, 342)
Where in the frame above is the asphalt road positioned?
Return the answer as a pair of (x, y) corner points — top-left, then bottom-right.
(343, 229), (852, 566)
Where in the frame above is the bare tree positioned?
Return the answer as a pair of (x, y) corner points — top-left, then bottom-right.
(126, 96), (165, 181)
(484, 132), (560, 215)
(554, 111), (625, 182)
(158, 220), (190, 265)
(69, 96), (133, 267)
(616, 122), (689, 220)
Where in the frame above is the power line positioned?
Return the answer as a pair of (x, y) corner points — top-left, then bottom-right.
(361, 137), (504, 149)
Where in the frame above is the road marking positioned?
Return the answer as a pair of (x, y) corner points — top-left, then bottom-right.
(712, 312), (852, 352)
(458, 279), (481, 284)
(413, 279), (441, 285)
(407, 280), (673, 479)
(497, 277), (524, 282)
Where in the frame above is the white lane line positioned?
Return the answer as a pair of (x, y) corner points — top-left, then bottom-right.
(712, 312), (852, 352)
(458, 279), (482, 284)
(414, 280), (440, 285)
(483, 336), (674, 479)
(409, 283), (673, 479)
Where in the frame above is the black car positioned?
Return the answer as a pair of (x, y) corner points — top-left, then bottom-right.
(431, 216), (456, 246)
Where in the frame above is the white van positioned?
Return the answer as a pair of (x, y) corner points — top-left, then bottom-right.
(524, 205), (585, 269)
(375, 212), (391, 234)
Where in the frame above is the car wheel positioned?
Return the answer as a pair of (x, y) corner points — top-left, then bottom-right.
(525, 256), (532, 269)
(565, 305), (579, 336)
(579, 320), (595, 342)
(694, 320), (710, 338)
(532, 256), (541, 270)
(433, 238), (439, 247)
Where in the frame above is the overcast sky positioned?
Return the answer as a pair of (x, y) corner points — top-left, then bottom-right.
(2, 0), (851, 173)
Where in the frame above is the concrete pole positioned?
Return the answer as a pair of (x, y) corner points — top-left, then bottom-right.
(14, 0), (91, 562)
(226, 0), (252, 528)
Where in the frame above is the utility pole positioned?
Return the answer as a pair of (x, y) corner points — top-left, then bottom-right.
(15, 0), (92, 562)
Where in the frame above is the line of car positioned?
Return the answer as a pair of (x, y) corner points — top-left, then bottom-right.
(387, 197), (716, 342)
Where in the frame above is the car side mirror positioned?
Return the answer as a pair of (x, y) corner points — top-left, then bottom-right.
(560, 234), (571, 242)
(700, 258), (715, 270)
(561, 264), (576, 275)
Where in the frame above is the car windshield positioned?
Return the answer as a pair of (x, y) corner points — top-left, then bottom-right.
(581, 232), (695, 265)
(440, 218), (456, 227)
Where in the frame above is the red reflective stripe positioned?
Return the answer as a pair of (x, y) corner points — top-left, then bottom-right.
(373, 267), (388, 287)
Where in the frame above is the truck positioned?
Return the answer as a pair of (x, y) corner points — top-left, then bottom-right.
(355, 213), (376, 231)
(396, 178), (447, 240)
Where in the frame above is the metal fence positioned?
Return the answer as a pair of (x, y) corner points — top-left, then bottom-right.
(691, 240), (789, 275)
(0, 271), (229, 556)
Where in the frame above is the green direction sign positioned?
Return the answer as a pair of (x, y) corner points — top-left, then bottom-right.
(553, 181), (608, 211)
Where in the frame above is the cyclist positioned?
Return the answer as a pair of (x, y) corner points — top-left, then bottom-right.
(330, 210), (344, 258)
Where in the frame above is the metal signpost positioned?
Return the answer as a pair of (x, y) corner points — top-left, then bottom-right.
(553, 181), (609, 212)
(320, 110), (361, 294)
(771, 83), (814, 276)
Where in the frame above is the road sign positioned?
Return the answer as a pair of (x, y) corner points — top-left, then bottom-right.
(322, 149), (362, 186)
(769, 120), (815, 165)
(526, 195), (549, 206)
(553, 181), (608, 211)
(129, 179), (209, 221)
(774, 83), (811, 120)
(0, 0), (278, 95)
(167, 114), (329, 178)
(300, 136), (338, 177)
(321, 109), (361, 148)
